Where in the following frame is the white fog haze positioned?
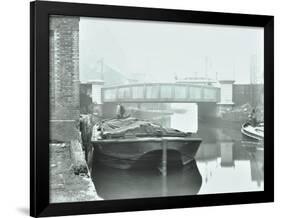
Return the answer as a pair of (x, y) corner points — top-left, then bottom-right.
(80, 17), (264, 84)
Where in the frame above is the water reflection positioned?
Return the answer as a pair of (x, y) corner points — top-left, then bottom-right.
(92, 161), (202, 200)
(149, 105), (264, 194)
(196, 141), (264, 194)
(195, 123), (263, 194)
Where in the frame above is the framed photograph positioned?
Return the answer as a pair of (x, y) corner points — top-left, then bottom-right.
(30, 1), (274, 217)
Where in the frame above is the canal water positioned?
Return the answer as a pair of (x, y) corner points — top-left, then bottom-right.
(91, 103), (264, 200)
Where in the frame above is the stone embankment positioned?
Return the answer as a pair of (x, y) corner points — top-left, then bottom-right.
(50, 114), (102, 203)
(50, 119), (102, 203)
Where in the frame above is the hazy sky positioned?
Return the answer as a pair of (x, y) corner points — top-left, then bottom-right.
(80, 17), (264, 84)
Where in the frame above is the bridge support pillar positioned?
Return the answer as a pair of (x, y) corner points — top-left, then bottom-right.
(88, 80), (104, 116)
(89, 80), (104, 105)
(216, 80), (235, 117)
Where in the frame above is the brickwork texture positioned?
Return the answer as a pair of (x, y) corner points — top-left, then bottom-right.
(50, 16), (80, 141)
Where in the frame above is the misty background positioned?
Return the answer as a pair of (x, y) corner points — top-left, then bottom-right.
(79, 17), (264, 84)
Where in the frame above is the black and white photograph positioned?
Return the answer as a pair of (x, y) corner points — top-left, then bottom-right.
(49, 15), (265, 202)
(1, 0), (279, 217)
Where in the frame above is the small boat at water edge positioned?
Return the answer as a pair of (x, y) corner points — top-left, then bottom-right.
(241, 122), (264, 141)
(91, 117), (202, 169)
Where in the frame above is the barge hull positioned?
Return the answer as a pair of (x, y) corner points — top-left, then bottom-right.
(92, 137), (201, 169)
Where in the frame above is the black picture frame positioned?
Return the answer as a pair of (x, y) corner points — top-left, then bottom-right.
(30, 1), (274, 217)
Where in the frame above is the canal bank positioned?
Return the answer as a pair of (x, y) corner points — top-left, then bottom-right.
(49, 107), (263, 201)
(50, 142), (102, 203)
(49, 114), (104, 203)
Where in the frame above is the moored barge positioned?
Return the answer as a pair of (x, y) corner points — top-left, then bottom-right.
(91, 117), (201, 169)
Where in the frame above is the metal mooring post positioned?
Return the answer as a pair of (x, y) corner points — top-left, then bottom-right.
(161, 139), (167, 177)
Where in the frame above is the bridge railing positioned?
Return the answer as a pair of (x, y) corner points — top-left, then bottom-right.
(102, 83), (220, 103)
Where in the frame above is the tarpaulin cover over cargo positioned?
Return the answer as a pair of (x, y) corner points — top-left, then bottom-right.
(96, 117), (190, 139)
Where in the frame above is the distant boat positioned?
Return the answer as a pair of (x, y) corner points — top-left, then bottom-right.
(91, 117), (201, 169)
(241, 122), (264, 141)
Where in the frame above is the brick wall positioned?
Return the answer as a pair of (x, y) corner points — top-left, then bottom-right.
(50, 16), (80, 141)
